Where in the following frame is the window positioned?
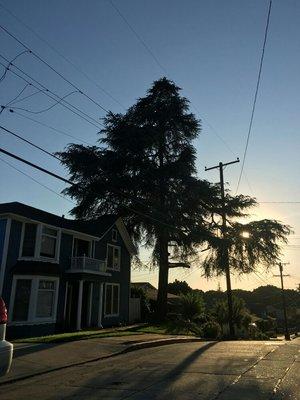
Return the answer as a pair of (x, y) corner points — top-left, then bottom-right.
(10, 276), (59, 324)
(36, 280), (55, 318)
(40, 227), (58, 258)
(21, 223), (37, 257)
(20, 223), (60, 262)
(12, 279), (32, 321)
(112, 229), (118, 242)
(107, 245), (121, 271)
(72, 238), (91, 257)
(105, 283), (119, 316)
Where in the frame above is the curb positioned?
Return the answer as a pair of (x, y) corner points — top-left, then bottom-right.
(0, 337), (203, 386)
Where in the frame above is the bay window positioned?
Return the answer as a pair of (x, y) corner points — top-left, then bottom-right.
(10, 276), (59, 324)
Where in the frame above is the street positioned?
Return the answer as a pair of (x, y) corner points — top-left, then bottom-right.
(0, 338), (299, 399)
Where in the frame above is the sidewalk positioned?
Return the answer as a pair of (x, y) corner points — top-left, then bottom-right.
(0, 333), (201, 385)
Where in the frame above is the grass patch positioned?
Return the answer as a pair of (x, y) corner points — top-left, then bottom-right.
(128, 323), (196, 336)
(13, 322), (196, 344)
(13, 329), (143, 344)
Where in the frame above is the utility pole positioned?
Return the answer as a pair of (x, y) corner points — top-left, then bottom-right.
(274, 262), (290, 340)
(205, 158), (239, 338)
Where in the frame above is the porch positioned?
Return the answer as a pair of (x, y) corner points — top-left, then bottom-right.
(64, 280), (104, 331)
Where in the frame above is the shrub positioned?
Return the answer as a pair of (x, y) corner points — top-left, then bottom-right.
(179, 292), (205, 321)
(201, 321), (221, 339)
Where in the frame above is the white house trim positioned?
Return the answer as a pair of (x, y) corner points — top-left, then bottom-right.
(97, 283), (104, 328)
(0, 218), (11, 296)
(18, 221), (61, 263)
(0, 213), (100, 241)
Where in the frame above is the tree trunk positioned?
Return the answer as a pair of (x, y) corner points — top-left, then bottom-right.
(156, 228), (169, 320)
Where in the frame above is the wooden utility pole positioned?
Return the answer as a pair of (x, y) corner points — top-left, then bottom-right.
(274, 262), (290, 340)
(205, 158), (239, 338)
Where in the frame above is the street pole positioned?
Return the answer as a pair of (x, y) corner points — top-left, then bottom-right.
(274, 262), (290, 340)
(205, 158), (239, 338)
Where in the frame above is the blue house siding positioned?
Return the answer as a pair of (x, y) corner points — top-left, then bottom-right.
(0, 202), (134, 339)
(95, 226), (131, 327)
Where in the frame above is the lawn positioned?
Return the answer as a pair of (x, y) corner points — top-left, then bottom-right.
(13, 323), (195, 344)
(13, 328), (144, 344)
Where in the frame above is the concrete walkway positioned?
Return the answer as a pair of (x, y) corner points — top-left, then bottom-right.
(0, 334), (201, 385)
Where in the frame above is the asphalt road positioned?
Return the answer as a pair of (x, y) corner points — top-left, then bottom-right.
(0, 339), (299, 399)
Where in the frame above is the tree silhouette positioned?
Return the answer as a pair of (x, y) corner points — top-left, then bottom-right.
(58, 78), (217, 319)
(58, 77), (292, 321)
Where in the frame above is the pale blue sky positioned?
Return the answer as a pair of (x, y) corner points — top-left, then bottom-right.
(0, 0), (299, 290)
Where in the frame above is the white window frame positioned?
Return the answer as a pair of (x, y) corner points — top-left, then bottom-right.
(104, 283), (120, 317)
(9, 275), (60, 325)
(19, 222), (61, 263)
(106, 244), (121, 271)
(71, 236), (94, 258)
(112, 228), (118, 242)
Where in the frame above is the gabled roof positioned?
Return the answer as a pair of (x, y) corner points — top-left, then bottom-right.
(131, 281), (179, 300)
(0, 202), (116, 237)
(0, 202), (136, 254)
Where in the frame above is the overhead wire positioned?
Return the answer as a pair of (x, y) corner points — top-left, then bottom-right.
(0, 125), (60, 161)
(7, 110), (94, 145)
(0, 57), (104, 129)
(4, 83), (31, 106)
(0, 49), (29, 82)
(0, 23), (109, 114)
(0, 145), (187, 233)
(0, 1), (125, 110)
(235, 1), (272, 193)
(11, 89), (80, 115)
(0, 156), (75, 205)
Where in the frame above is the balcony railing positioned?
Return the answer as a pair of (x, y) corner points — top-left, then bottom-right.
(69, 256), (106, 274)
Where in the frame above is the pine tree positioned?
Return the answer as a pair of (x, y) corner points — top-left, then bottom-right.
(58, 78), (217, 319)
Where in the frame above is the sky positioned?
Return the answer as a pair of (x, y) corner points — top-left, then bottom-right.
(0, 0), (299, 292)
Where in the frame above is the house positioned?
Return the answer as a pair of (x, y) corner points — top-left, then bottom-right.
(0, 202), (136, 338)
(131, 282), (179, 302)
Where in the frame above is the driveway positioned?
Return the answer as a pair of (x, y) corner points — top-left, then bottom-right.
(0, 338), (299, 399)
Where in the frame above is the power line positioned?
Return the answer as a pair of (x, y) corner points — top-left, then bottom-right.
(235, 1), (272, 193)
(0, 23), (109, 114)
(10, 110), (94, 145)
(11, 89), (79, 115)
(0, 125), (190, 227)
(0, 147), (72, 184)
(0, 1), (125, 110)
(0, 146), (187, 233)
(109, 0), (168, 75)
(0, 53), (103, 127)
(0, 125), (60, 161)
(264, 202), (300, 204)
(0, 156), (75, 205)
(0, 57), (103, 129)
(108, 0), (245, 172)
(0, 49), (29, 82)
(5, 83), (31, 106)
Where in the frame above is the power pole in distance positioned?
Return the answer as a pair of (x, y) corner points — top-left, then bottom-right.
(274, 262), (290, 340)
(205, 158), (240, 338)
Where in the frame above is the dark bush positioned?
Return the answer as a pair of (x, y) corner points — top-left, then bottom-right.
(201, 321), (221, 339)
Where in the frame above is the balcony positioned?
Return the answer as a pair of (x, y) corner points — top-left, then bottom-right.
(68, 256), (108, 275)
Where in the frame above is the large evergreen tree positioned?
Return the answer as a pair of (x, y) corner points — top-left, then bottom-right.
(58, 77), (292, 321)
(58, 78), (217, 319)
